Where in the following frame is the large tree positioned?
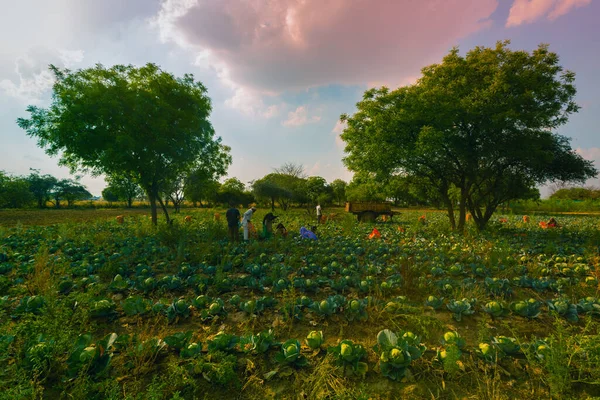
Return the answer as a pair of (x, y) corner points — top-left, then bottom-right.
(18, 63), (227, 225)
(341, 41), (597, 231)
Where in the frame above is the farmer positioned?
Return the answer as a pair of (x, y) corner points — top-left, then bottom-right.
(316, 203), (322, 224)
(547, 217), (559, 228)
(262, 212), (278, 239)
(275, 222), (288, 238)
(300, 226), (318, 240)
(225, 204), (241, 242)
(241, 207), (257, 241)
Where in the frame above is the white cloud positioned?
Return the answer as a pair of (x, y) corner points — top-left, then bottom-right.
(58, 49), (85, 67)
(0, 48), (85, 103)
(282, 106), (321, 127)
(332, 120), (347, 149)
(506, 0), (592, 27)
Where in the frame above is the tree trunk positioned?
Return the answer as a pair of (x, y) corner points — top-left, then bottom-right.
(270, 197), (275, 211)
(441, 192), (456, 230)
(127, 196), (133, 208)
(157, 195), (171, 224)
(148, 191), (158, 226)
(457, 188), (468, 232)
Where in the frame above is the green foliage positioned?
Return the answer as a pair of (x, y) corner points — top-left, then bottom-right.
(482, 300), (510, 319)
(121, 295), (150, 316)
(328, 339), (368, 376)
(240, 329), (276, 354)
(341, 41), (597, 231)
(17, 63), (228, 224)
(89, 299), (117, 319)
(425, 295), (444, 310)
(207, 332), (238, 353)
(305, 330), (324, 350)
(164, 331), (193, 352)
(375, 330), (426, 381)
(66, 333), (117, 378)
(510, 298), (542, 319)
(275, 339), (308, 367)
(446, 298), (476, 321)
(547, 299), (579, 322)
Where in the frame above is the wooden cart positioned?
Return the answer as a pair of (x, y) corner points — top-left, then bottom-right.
(345, 201), (394, 222)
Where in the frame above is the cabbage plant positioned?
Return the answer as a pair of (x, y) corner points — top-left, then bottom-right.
(446, 298), (476, 321)
(374, 329), (425, 381)
(328, 339), (368, 376)
(305, 330), (324, 350)
(275, 339), (308, 367)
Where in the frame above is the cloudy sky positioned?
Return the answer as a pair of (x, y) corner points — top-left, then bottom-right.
(1, 0), (598, 196)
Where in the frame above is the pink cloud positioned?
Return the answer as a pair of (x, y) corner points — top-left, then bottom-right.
(548, 0), (592, 20)
(506, 0), (592, 27)
(155, 0), (498, 93)
(282, 106), (321, 127)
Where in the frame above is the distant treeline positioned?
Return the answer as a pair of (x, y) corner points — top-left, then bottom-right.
(0, 170), (91, 209)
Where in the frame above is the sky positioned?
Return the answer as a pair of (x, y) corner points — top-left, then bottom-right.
(0, 0), (598, 197)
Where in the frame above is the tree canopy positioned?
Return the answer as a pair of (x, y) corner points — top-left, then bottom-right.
(18, 63), (228, 225)
(341, 41), (597, 230)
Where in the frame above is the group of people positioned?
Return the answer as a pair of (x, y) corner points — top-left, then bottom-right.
(224, 203), (324, 242)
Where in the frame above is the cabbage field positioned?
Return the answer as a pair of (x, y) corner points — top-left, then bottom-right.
(1, 209), (600, 399)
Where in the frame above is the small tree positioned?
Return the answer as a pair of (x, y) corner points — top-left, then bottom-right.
(26, 170), (57, 208)
(18, 63), (227, 225)
(0, 172), (34, 208)
(330, 179), (347, 206)
(101, 187), (119, 205)
(104, 173), (143, 208)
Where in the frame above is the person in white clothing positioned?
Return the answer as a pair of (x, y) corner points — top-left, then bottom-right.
(316, 204), (322, 224)
(241, 207), (256, 241)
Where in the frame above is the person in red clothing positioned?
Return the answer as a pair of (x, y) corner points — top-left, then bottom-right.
(547, 217), (559, 228)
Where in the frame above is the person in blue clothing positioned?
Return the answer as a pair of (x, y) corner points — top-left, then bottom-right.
(300, 226), (317, 240)
(225, 204), (241, 242)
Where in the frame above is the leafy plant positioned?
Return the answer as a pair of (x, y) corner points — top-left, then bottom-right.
(121, 295), (151, 316)
(446, 298), (476, 321)
(207, 332), (239, 353)
(23, 334), (55, 378)
(547, 299), (579, 322)
(425, 295), (444, 310)
(66, 333), (118, 378)
(275, 339), (308, 367)
(476, 342), (500, 363)
(240, 329), (276, 354)
(576, 297), (600, 316)
(375, 329), (426, 381)
(180, 342), (203, 359)
(492, 336), (521, 356)
(305, 330), (324, 350)
(166, 298), (191, 322)
(441, 331), (466, 349)
(328, 339), (368, 376)
(344, 298), (368, 321)
(510, 298), (542, 319)
(482, 300), (509, 319)
(90, 299), (117, 319)
(164, 331), (194, 352)
(12, 295), (45, 317)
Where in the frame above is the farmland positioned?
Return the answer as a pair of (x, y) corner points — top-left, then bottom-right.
(1, 209), (600, 399)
